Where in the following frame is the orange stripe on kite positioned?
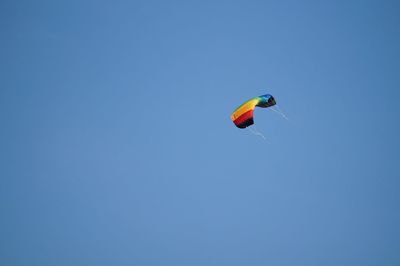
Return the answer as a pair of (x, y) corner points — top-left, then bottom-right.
(233, 109), (254, 127)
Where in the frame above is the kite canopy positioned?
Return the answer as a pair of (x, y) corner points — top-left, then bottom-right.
(231, 94), (276, 128)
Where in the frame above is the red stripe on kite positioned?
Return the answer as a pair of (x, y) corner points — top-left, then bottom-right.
(234, 109), (254, 126)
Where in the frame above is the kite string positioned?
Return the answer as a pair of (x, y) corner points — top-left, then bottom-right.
(247, 126), (267, 141)
(270, 105), (289, 120)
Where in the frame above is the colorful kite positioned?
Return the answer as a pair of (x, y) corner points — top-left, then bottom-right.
(231, 94), (276, 128)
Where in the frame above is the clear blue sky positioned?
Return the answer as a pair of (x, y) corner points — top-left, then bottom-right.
(1, 0), (400, 265)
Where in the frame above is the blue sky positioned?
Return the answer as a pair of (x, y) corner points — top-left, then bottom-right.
(1, 0), (400, 265)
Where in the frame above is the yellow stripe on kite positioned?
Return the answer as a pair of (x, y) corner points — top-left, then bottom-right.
(231, 98), (259, 120)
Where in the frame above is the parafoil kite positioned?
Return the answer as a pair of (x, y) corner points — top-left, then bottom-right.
(231, 94), (276, 128)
